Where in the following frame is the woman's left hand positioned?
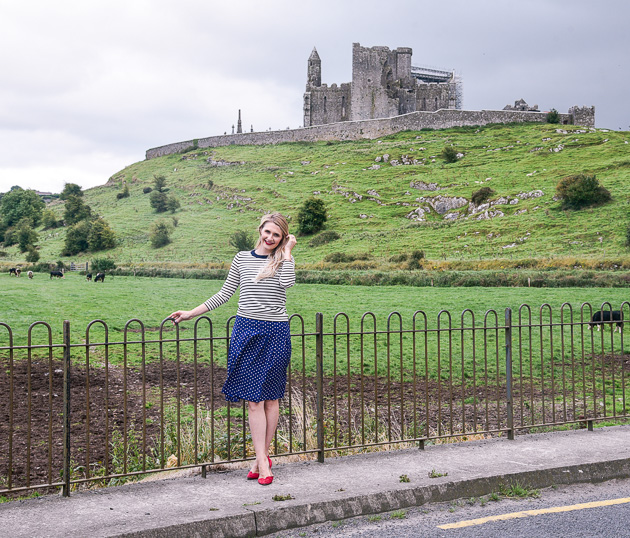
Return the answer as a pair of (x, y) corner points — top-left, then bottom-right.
(284, 234), (297, 257)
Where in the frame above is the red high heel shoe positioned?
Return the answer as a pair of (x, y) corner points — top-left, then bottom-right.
(246, 456), (272, 480)
(258, 475), (274, 486)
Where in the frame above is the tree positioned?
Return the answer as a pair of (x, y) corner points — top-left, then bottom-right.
(63, 195), (92, 225)
(0, 188), (45, 227)
(116, 184), (130, 200)
(471, 187), (495, 205)
(60, 183), (83, 200)
(546, 108), (560, 124)
(88, 218), (116, 251)
(149, 191), (168, 213)
(149, 220), (172, 248)
(62, 220), (91, 255)
(42, 209), (62, 229)
(25, 246), (40, 263)
(556, 174), (611, 210)
(153, 175), (167, 193)
(17, 219), (38, 253)
(230, 230), (255, 251)
(166, 195), (180, 213)
(91, 257), (116, 272)
(297, 198), (327, 235)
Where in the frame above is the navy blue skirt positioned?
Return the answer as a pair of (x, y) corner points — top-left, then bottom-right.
(222, 316), (292, 403)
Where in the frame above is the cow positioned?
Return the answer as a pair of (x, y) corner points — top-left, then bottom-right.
(15, 268), (21, 277)
(9, 267), (17, 276)
(589, 310), (623, 333)
(86, 273), (92, 281)
(50, 270), (64, 279)
(94, 272), (105, 283)
(27, 270), (33, 279)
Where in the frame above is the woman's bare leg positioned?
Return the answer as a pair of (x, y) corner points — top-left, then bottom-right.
(264, 399), (280, 452)
(248, 400), (272, 477)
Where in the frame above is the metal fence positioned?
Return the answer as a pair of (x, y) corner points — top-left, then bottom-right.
(1, 302), (629, 497)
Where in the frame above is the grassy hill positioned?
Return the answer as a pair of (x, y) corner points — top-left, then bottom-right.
(6, 122), (630, 269)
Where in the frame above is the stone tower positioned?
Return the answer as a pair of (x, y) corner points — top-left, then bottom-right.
(237, 109), (243, 134)
(307, 47), (321, 88)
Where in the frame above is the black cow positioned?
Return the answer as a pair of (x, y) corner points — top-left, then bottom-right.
(9, 267), (17, 276)
(589, 310), (623, 332)
(86, 273), (92, 281)
(94, 272), (105, 283)
(50, 270), (64, 279)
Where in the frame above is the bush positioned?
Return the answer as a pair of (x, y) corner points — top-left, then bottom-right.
(229, 230), (255, 252)
(91, 257), (116, 273)
(149, 191), (168, 213)
(471, 187), (495, 205)
(626, 224), (630, 249)
(42, 209), (62, 229)
(309, 230), (340, 247)
(441, 146), (459, 164)
(25, 246), (40, 263)
(389, 253), (408, 262)
(64, 195), (92, 225)
(410, 249), (425, 261)
(166, 195), (180, 213)
(556, 174), (611, 209)
(297, 197), (327, 235)
(406, 257), (423, 270)
(546, 108), (560, 124)
(60, 183), (83, 200)
(3, 227), (17, 247)
(324, 252), (370, 263)
(143, 187), (153, 194)
(17, 220), (38, 252)
(116, 184), (130, 200)
(149, 220), (172, 248)
(207, 179), (214, 190)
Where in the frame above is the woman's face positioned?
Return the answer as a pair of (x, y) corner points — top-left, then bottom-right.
(259, 222), (284, 253)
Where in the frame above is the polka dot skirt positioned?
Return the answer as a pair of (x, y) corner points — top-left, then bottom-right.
(222, 316), (292, 403)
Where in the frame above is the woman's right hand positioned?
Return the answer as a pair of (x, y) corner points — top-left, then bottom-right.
(169, 310), (192, 324)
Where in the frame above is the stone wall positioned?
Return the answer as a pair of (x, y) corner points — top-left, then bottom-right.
(145, 106), (595, 160)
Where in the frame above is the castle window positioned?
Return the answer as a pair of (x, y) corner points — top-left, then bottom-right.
(435, 97), (438, 110)
(323, 96), (327, 113)
(422, 98), (426, 111)
(341, 96), (346, 117)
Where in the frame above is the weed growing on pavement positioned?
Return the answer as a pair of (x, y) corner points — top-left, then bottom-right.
(273, 493), (294, 501)
(390, 510), (406, 519)
(499, 482), (540, 498)
(399, 474), (410, 482)
(368, 515), (382, 522)
(429, 469), (448, 478)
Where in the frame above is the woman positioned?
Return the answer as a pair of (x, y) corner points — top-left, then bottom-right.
(169, 213), (297, 486)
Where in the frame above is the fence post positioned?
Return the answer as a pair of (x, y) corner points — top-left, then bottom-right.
(505, 308), (514, 440)
(315, 312), (325, 463)
(62, 320), (71, 496)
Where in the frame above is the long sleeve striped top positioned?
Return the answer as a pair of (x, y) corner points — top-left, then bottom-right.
(203, 250), (295, 322)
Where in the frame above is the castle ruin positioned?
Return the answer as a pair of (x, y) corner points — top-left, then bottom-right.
(303, 43), (462, 127)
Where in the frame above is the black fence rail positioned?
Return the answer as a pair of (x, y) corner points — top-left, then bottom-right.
(1, 302), (629, 497)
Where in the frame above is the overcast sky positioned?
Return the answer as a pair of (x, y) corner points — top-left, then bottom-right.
(1, 0), (628, 194)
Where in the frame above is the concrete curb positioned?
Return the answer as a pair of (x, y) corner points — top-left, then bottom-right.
(120, 457), (630, 537)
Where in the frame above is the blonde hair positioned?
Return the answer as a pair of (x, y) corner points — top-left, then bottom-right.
(254, 212), (290, 281)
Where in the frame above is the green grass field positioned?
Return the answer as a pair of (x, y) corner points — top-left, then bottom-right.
(2, 272), (628, 380)
(3, 123), (630, 267)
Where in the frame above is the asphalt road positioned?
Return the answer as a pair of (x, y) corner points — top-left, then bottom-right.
(271, 477), (630, 537)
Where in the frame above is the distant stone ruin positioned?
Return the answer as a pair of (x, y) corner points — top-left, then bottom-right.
(145, 44), (595, 160)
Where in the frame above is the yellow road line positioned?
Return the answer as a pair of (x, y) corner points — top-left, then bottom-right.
(438, 497), (630, 530)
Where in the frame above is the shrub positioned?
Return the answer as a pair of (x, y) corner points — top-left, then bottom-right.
(143, 187), (153, 194)
(229, 230), (255, 252)
(309, 230), (340, 247)
(149, 220), (172, 248)
(25, 246), (40, 263)
(389, 253), (408, 263)
(149, 191), (168, 213)
(324, 252), (370, 263)
(297, 197), (327, 235)
(116, 184), (130, 200)
(626, 224), (630, 249)
(407, 257), (423, 270)
(91, 257), (116, 273)
(410, 249), (425, 261)
(3, 227), (17, 247)
(0, 188), (45, 227)
(441, 146), (459, 163)
(17, 220), (38, 252)
(42, 209), (62, 229)
(63, 195), (92, 225)
(471, 187), (495, 205)
(166, 195), (180, 213)
(546, 108), (560, 124)
(556, 174), (611, 209)
(207, 179), (214, 190)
